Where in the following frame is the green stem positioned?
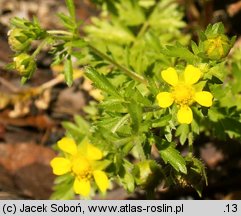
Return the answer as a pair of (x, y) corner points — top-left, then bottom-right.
(32, 39), (48, 58)
(188, 143), (193, 156)
(47, 30), (147, 84)
(188, 131), (194, 156)
(88, 44), (147, 85)
(47, 30), (74, 40)
(143, 106), (162, 113)
(111, 114), (130, 133)
(137, 21), (149, 39)
(47, 30), (73, 36)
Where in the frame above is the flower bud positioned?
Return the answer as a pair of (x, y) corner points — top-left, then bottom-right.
(8, 28), (31, 52)
(13, 53), (36, 77)
(203, 35), (231, 60)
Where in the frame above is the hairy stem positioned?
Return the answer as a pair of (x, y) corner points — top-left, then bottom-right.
(32, 39), (48, 58)
(47, 30), (73, 36)
(88, 44), (147, 85)
(47, 29), (148, 85)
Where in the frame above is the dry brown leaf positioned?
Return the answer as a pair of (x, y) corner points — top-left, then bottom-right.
(9, 100), (31, 118)
(0, 142), (55, 171)
(0, 0), (67, 28)
(0, 113), (55, 130)
(35, 89), (52, 110)
(0, 92), (11, 109)
(0, 143), (56, 199)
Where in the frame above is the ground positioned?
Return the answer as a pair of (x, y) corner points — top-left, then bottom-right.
(0, 0), (241, 200)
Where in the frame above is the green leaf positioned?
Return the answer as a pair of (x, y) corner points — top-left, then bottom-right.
(99, 99), (127, 113)
(231, 63), (241, 94)
(159, 140), (187, 174)
(221, 118), (241, 139)
(161, 42), (196, 63)
(149, 0), (186, 32)
(132, 135), (146, 160)
(84, 66), (121, 98)
(185, 157), (208, 197)
(74, 115), (89, 133)
(119, 160), (135, 192)
(212, 22), (225, 34)
(21, 77), (28, 85)
(5, 63), (15, 71)
(62, 121), (86, 142)
(191, 118), (200, 135)
(84, 17), (135, 44)
(116, 0), (145, 26)
(113, 137), (133, 148)
(164, 125), (173, 142)
(144, 31), (161, 52)
(64, 55), (73, 86)
(50, 175), (75, 200)
(175, 124), (190, 145)
(10, 17), (27, 28)
(111, 114), (129, 133)
(127, 100), (142, 134)
(96, 116), (125, 131)
(191, 40), (199, 55)
(93, 160), (111, 171)
(125, 82), (150, 106)
(57, 13), (75, 30)
(134, 86), (151, 106)
(65, 0), (76, 19)
(71, 39), (86, 48)
(62, 122), (80, 134)
(152, 114), (172, 128)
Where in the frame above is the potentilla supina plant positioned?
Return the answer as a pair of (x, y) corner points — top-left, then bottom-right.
(156, 65), (213, 124)
(8, 28), (32, 52)
(50, 137), (109, 197)
(13, 53), (36, 77)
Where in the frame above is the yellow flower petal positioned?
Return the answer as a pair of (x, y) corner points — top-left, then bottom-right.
(177, 106), (193, 124)
(73, 178), (91, 197)
(194, 91), (213, 107)
(93, 170), (109, 193)
(57, 137), (77, 155)
(50, 157), (71, 175)
(161, 67), (179, 86)
(156, 92), (174, 108)
(87, 144), (103, 161)
(184, 65), (201, 85)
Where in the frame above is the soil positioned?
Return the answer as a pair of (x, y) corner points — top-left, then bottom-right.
(0, 0), (241, 200)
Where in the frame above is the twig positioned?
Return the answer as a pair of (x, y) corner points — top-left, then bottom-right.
(39, 75), (65, 90)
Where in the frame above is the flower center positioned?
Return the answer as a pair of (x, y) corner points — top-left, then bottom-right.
(172, 84), (195, 106)
(71, 157), (92, 180)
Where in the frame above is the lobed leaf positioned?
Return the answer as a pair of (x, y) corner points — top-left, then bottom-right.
(159, 140), (187, 174)
(84, 66), (121, 98)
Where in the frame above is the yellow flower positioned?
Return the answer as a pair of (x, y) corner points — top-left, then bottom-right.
(50, 137), (109, 197)
(156, 65), (213, 124)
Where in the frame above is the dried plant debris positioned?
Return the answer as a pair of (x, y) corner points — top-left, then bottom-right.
(0, 0), (67, 29)
(0, 88), (50, 118)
